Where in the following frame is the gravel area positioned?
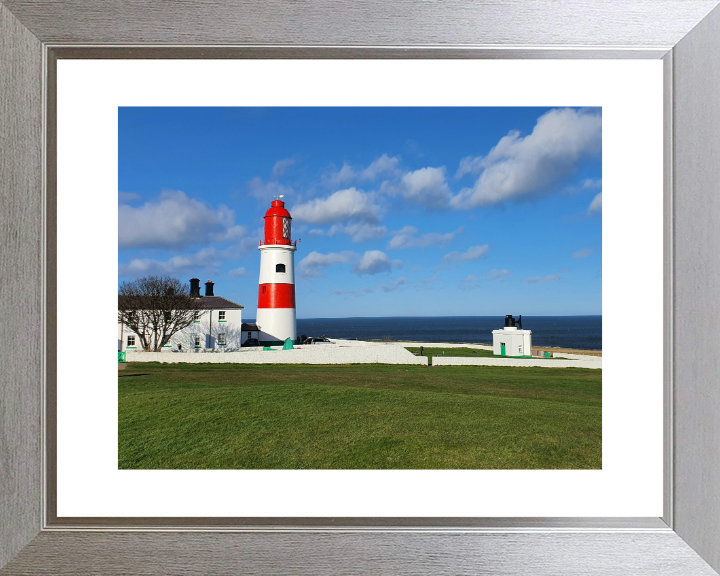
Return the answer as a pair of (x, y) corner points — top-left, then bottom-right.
(124, 338), (601, 368)
(432, 357), (602, 369)
(385, 341), (494, 351)
(125, 341), (427, 365)
(551, 352), (603, 361)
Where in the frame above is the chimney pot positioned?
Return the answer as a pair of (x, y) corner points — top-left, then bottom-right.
(189, 278), (201, 298)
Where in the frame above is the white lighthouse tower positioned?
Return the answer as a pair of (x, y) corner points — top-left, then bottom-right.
(256, 198), (298, 345)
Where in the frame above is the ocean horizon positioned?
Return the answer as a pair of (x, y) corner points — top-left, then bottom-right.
(245, 315), (602, 350)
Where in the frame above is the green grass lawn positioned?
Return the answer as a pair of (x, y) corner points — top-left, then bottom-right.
(406, 346), (498, 359)
(405, 346), (561, 364)
(119, 363), (601, 470)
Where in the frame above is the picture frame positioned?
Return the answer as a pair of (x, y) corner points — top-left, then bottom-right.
(1, 1), (719, 573)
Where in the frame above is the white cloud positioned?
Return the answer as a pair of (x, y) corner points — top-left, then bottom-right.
(309, 223), (388, 242)
(420, 276), (441, 285)
(582, 178), (602, 189)
(118, 192), (141, 203)
(300, 251), (356, 268)
(119, 191), (237, 249)
(118, 247), (222, 278)
(351, 250), (398, 275)
(450, 108), (602, 208)
(588, 192), (602, 214)
(384, 166), (451, 207)
(442, 244), (490, 262)
(331, 287), (373, 296)
(328, 223), (388, 242)
(272, 157), (295, 178)
(376, 277), (408, 292)
(571, 248), (593, 258)
(323, 154), (401, 186)
(247, 177), (294, 203)
(218, 228), (264, 259)
(228, 267), (248, 278)
(524, 274), (562, 283)
(360, 154), (401, 180)
(322, 163), (356, 186)
(214, 224), (248, 242)
(298, 250), (356, 278)
(455, 156), (485, 179)
(489, 269), (512, 281)
(461, 274), (478, 283)
(387, 225), (463, 250)
(291, 187), (381, 225)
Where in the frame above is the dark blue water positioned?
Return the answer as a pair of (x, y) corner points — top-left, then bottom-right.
(247, 316), (602, 350)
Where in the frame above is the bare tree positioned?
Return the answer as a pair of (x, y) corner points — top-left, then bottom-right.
(118, 276), (203, 352)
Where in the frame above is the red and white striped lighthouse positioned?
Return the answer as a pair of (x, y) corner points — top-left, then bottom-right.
(256, 199), (297, 345)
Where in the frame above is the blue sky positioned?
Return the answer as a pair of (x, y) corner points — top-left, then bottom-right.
(119, 107), (602, 318)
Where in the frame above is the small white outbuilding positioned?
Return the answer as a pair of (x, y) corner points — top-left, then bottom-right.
(492, 315), (532, 357)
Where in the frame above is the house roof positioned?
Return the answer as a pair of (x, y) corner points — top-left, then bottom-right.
(118, 295), (244, 310)
(241, 323), (259, 331)
(196, 296), (244, 310)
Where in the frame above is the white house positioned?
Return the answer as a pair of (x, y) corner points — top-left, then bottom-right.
(492, 315), (532, 358)
(118, 278), (246, 352)
(240, 322), (260, 343)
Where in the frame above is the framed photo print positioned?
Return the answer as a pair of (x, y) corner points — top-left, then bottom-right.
(2, 1), (720, 574)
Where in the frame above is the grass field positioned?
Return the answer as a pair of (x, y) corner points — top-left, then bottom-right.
(119, 362), (601, 470)
(404, 346), (561, 364)
(406, 346), (497, 359)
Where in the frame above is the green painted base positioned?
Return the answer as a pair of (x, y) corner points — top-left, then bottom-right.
(258, 340), (283, 347)
(493, 354), (534, 359)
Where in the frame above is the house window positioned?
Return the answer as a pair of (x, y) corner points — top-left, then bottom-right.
(276, 263), (286, 273)
(218, 333), (226, 345)
(127, 335), (135, 347)
(247, 332), (252, 338)
(194, 335), (201, 348)
(219, 311), (225, 321)
(193, 311), (200, 322)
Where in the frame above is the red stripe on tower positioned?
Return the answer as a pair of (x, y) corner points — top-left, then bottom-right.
(257, 283), (296, 309)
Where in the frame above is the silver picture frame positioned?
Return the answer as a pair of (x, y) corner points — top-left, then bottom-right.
(2, 1), (720, 573)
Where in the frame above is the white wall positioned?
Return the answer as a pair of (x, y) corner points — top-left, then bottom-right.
(256, 307), (297, 344)
(118, 306), (244, 352)
(258, 245), (296, 284)
(492, 329), (532, 357)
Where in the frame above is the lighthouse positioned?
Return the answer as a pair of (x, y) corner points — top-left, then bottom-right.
(492, 315), (532, 358)
(256, 199), (298, 345)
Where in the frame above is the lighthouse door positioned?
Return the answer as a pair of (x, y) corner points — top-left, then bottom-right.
(500, 343), (506, 356)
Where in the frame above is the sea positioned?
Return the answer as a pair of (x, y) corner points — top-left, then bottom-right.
(247, 316), (602, 350)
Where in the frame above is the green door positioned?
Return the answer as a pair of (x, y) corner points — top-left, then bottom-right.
(500, 343), (506, 356)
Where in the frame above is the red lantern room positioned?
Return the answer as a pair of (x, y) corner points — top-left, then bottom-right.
(263, 200), (292, 246)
